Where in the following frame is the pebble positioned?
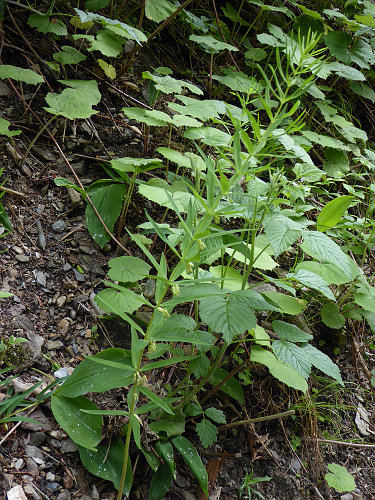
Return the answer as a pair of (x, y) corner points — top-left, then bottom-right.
(15, 255), (30, 263)
(46, 472), (56, 481)
(63, 263), (72, 271)
(46, 482), (60, 492)
(30, 432), (47, 447)
(73, 268), (85, 282)
(25, 445), (44, 462)
(7, 485), (28, 500)
(14, 458), (24, 470)
(46, 340), (64, 350)
(35, 271), (47, 286)
(143, 279), (156, 299)
(12, 246), (24, 254)
(59, 439), (78, 454)
(57, 318), (70, 335)
(52, 220), (67, 233)
(56, 295), (67, 308)
(56, 491), (70, 500)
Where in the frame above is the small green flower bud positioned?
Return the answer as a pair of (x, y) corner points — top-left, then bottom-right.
(171, 284), (180, 295)
(197, 239), (206, 251)
(156, 306), (170, 318)
(185, 261), (194, 274)
(148, 341), (156, 354)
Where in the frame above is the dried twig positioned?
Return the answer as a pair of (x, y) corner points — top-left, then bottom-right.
(218, 410), (295, 430)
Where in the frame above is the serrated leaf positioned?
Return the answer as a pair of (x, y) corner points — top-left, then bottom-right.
(123, 107), (172, 126)
(138, 179), (196, 213)
(354, 284), (375, 313)
(300, 231), (353, 279)
(190, 34), (238, 53)
(107, 256), (151, 282)
(78, 439), (132, 495)
(196, 419), (218, 448)
(212, 70), (260, 93)
(295, 261), (350, 285)
(51, 395), (102, 450)
(95, 287), (144, 315)
(300, 131), (350, 151)
(251, 346), (308, 392)
(169, 96), (225, 121)
(272, 340), (312, 378)
(53, 46), (86, 64)
(273, 129), (313, 165)
(28, 14), (67, 35)
(262, 292), (306, 315)
(143, 72), (203, 96)
(205, 407), (226, 424)
(321, 302), (345, 329)
(325, 463), (356, 493)
(157, 148), (206, 172)
(184, 126), (231, 147)
(263, 214), (303, 257)
(45, 79), (101, 119)
(0, 118), (21, 137)
(287, 269), (335, 300)
(323, 148), (350, 177)
(145, 0), (176, 23)
(300, 343), (343, 385)
(189, 353), (210, 378)
(349, 82), (375, 103)
(97, 59), (116, 79)
(251, 325), (271, 346)
(245, 47), (267, 61)
(333, 63), (365, 81)
(0, 65), (43, 84)
(272, 320), (312, 342)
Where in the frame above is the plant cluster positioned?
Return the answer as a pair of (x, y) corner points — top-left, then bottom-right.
(1, 0), (375, 497)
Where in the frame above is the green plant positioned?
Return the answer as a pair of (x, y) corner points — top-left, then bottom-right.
(239, 467), (271, 499)
(325, 463), (356, 493)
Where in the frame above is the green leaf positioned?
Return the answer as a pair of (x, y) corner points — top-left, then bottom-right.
(272, 340), (312, 378)
(143, 72), (203, 96)
(95, 287), (145, 315)
(149, 409), (185, 439)
(45, 80), (101, 119)
(273, 129), (313, 165)
(272, 320), (312, 342)
(189, 353), (210, 378)
(53, 46), (86, 65)
(138, 179), (196, 213)
(190, 34), (238, 53)
(245, 47), (267, 61)
(300, 343), (343, 385)
(300, 231), (353, 279)
(324, 31), (352, 64)
(169, 96), (225, 121)
(209, 368), (244, 404)
(56, 348), (134, 398)
(157, 148), (206, 172)
(354, 284), (375, 313)
(85, 0), (110, 11)
(323, 148), (349, 177)
(251, 325), (271, 347)
(184, 126), (232, 147)
(325, 463), (356, 493)
(0, 65), (43, 85)
(122, 107), (172, 126)
(171, 436), (208, 495)
(317, 196), (354, 232)
(51, 395), (102, 450)
(205, 407), (226, 424)
(321, 302), (346, 329)
(209, 265), (244, 291)
(295, 261), (350, 285)
(97, 59), (116, 79)
(349, 82), (375, 103)
(73, 30), (123, 57)
(78, 439), (133, 495)
(111, 156), (162, 173)
(263, 214), (303, 257)
(85, 182), (125, 247)
(145, 0), (176, 23)
(262, 292), (306, 315)
(333, 63), (365, 81)
(212, 70), (260, 93)
(28, 14), (67, 35)
(196, 419), (218, 448)
(153, 440), (175, 475)
(251, 346), (308, 392)
(199, 292), (257, 343)
(107, 256), (151, 283)
(139, 386), (174, 415)
(0, 118), (21, 138)
(287, 269), (335, 300)
(149, 462), (174, 500)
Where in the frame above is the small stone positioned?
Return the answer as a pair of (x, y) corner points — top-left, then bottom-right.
(46, 482), (60, 492)
(15, 255), (30, 263)
(56, 491), (71, 500)
(12, 246), (24, 255)
(25, 445), (44, 462)
(35, 271), (47, 287)
(54, 367), (71, 379)
(73, 268), (85, 282)
(59, 439), (78, 454)
(46, 340), (64, 350)
(63, 263), (72, 271)
(91, 485), (100, 499)
(56, 295), (67, 308)
(52, 220), (67, 234)
(340, 495), (353, 500)
(57, 318), (70, 335)
(14, 458), (24, 470)
(29, 432), (47, 447)
(7, 485), (28, 500)
(46, 472), (55, 481)
(21, 408), (51, 432)
(79, 245), (93, 254)
(143, 279), (156, 299)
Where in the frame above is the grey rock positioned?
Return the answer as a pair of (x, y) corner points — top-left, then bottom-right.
(340, 495), (353, 500)
(13, 315), (33, 331)
(46, 340), (64, 350)
(21, 408), (51, 432)
(59, 438), (78, 453)
(46, 472), (55, 481)
(143, 279), (156, 299)
(54, 367), (70, 378)
(352, 495), (364, 500)
(46, 482), (60, 492)
(25, 445), (44, 462)
(73, 268), (85, 282)
(29, 432), (47, 447)
(35, 271), (47, 287)
(52, 220), (67, 234)
(56, 491), (71, 500)
(56, 295), (67, 308)
(14, 458), (24, 470)
(63, 263), (72, 271)
(15, 255), (30, 263)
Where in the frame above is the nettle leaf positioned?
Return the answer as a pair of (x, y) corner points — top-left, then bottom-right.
(322, 148), (349, 177)
(263, 214), (303, 257)
(53, 46), (87, 65)
(190, 34), (238, 53)
(78, 439), (132, 496)
(272, 340), (312, 378)
(0, 65), (43, 85)
(300, 231), (353, 279)
(287, 269), (335, 300)
(325, 464), (356, 493)
(251, 346), (308, 392)
(251, 325), (271, 346)
(317, 196), (354, 232)
(273, 129), (313, 165)
(209, 265), (245, 291)
(321, 302), (346, 329)
(184, 126), (232, 147)
(245, 47), (267, 61)
(169, 96), (226, 121)
(300, 130), (350, 151)
(145, 0), (175, 23)
(138, 178), (198, 213)
(196, 419), (218, 448)
(272, 320), (312, 342)
(85, 182), (125, 247)
(301, 343), (343, 385)
(354, 284), (375, 313)
(123, 107), (172, 126)
(172, 114), (202, 128)
(205, 407), (226, 424)
(111, 157), (162, 173)
(349, 82), (375, 103)
(51, 395), (102, 450)
(28, 14), (67, 35)
(189, 353), (210, 378)
(262, 292), (306, 315)
(107, 256), (151, 282)
(333, 63), (365, 81)
(324, 31), (352, 64)
(212, 71), (261, 93)
(0, 118), (21, 137)
(96, 287), (144, 315)
(157, 148), (206, 172)
(295, 262), (350, 286)
(143, 72), (203, 95)
(225, 245), (278, 271)
(73, 30), (123, 57)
